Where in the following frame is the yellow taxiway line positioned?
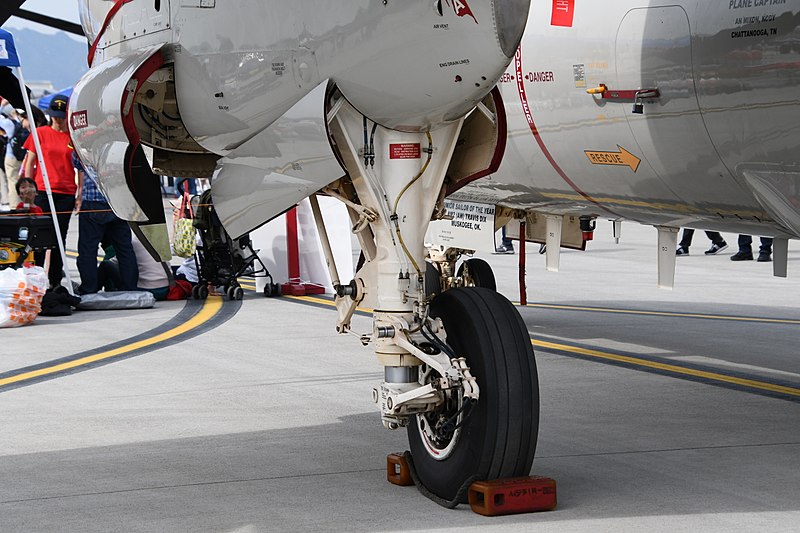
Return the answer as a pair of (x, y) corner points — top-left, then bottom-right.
(532, 339), (800, 398)
(284, 294), (374, 314)
(0, 296), (223, 389)
(285, 294), (800, 400)
(524, 303), (800, 325)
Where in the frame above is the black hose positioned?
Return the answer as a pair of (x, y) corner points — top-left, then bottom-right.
(362, 116), (368, 166)
(369, 122), (378, 167)
(421, 322), (456, 359)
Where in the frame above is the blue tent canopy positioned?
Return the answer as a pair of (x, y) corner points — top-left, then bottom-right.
(38, 87), (74, 110)
(0, 29), (22, 68)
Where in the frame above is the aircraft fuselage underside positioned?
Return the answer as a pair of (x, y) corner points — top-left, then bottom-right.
(459, 2), (800, 240)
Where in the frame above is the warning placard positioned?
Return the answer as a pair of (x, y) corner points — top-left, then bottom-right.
(551, 0), (575, 27)
(426, 200), (496, 252)
(71, 110), (89, 130)
(389, 143), (421, 159)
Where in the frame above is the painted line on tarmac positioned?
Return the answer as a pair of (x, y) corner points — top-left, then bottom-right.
(284, 294), (374, 314)
(291, 294), (800, 325)
(523, 302), (800, 325)
(285, 294), (800, 403)
(667, 355), (800, 380)
(0, 296), (239, 393)
(532, 338), (800, 403)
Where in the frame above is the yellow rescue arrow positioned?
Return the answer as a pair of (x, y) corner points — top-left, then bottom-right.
(584, 145), (641, 172)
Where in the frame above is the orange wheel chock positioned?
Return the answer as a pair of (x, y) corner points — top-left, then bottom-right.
(468, 476), (557, 516)
(386, 452), (414, 487)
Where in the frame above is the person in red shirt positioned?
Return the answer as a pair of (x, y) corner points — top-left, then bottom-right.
(14, 177), (43, 214)
(22, 94), (76, 289)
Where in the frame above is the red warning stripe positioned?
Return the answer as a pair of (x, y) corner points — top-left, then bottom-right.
(514, 47), (620, 218)
(87, 0), (135, 67)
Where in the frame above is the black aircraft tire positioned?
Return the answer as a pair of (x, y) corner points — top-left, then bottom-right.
(457, 258), (496, 291)
(407, 287), (539, 502)
(424, 261), (442, 298)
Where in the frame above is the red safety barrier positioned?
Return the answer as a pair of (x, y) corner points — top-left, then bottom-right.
(280, 207), (325, 296)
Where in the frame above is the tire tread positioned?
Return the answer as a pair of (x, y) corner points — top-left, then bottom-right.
(408, 287), (538, 500)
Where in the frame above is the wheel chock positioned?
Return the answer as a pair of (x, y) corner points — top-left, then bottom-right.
(280, 282), (327, 296)
(468, 476), (557, 516)
(386, 452), (414, 486)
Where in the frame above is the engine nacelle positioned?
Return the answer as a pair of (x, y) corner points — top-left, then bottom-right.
(70, 0), (530, 254)
(76, 1), (529, 150)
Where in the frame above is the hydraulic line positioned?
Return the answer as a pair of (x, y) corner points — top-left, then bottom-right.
(363, 116), (369, 166)
(369, 122), (378, 167)
(390, 131), (434, 278)
(420, 321), (456, 359)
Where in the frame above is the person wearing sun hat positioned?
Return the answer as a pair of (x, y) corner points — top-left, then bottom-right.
(21, 94), (77, 289)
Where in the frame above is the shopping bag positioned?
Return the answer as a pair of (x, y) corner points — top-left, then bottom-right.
(0, 265), (48, 328)
(173, 218), (196, 258)
(173, 191), (196, 258)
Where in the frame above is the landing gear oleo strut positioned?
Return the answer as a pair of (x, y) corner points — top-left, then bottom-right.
(317, 93), (539, 502)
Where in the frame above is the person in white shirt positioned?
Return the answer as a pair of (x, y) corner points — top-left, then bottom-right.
(0, 104), (17, 210)
(130, 234), (170, 300)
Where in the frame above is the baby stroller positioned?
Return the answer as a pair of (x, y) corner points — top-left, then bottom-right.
(191, 190), (280, 300)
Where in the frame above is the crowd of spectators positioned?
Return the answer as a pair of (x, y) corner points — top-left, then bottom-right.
(1, 93), (202, 302)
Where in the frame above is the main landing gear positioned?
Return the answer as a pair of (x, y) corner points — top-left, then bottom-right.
(456, 257), (496, 291)
(425, 250), (497, 298)
(408, 287), (538, 501)
(319, 93), (539, 502)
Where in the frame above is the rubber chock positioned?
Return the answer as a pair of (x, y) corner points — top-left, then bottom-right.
(468, 476), (557, 516)
(280, 282), (326, 296)
(386, 452), (414, 487)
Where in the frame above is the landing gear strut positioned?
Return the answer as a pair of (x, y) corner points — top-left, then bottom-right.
(321, 92), (539, 500)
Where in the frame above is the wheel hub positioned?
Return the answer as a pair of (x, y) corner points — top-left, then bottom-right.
(415, 366), (464, 461)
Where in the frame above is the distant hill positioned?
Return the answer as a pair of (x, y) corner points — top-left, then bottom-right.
(5, 28), (88, 92)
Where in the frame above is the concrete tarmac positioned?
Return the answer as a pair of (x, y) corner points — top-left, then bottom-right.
(1, 219), (798, 531)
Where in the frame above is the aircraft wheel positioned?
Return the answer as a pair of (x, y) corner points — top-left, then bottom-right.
(191, 285), (200, 300)
(233, 286), (244, 300)
(424, 261), (442, 298)
(457, 258), (496, 291)
(407, 287), (539, 502)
